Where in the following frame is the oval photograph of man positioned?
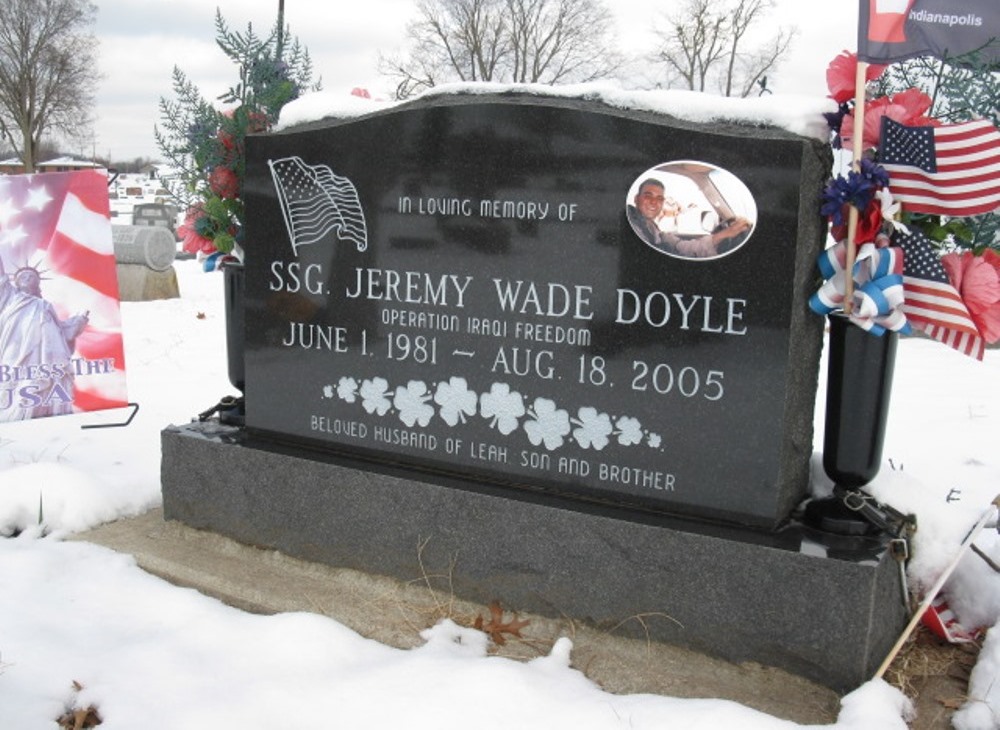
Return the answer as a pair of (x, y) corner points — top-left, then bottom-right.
(626, 161), (757, 260)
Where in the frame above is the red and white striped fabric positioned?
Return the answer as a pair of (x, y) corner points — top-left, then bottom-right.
(922, 594), (982, 644)
(881, 117), (1000, 218)
(894, 228), (986, 361)
(0, 169), (127, 417)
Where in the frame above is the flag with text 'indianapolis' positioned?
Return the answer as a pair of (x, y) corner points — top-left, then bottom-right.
(880, 116), (1000, 217)
(893, 228), (984, 360)
(0, 169), (128, 420)
(268, 156), (368, 256)
(858, 0), (1000, 65)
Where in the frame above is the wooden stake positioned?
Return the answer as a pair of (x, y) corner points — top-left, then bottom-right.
(844, 60), (869, 315)
(873, 495), (1000, 680)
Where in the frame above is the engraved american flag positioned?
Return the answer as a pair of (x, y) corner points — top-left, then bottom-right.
(268, 156), (368, 255)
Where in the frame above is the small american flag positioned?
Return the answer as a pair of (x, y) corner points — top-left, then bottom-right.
(880, 116), (1000, 217)
(894, 229), (984, 360)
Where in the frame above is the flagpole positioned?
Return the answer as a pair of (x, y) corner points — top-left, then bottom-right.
(844, 59), (869, 315)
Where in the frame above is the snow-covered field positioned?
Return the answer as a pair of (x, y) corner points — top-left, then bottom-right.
(1, 259), (998, 729)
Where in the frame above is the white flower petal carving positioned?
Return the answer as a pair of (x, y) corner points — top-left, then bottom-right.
(337, 376), (359, 403)
(395, 380), (434, 427)
(480, 382), (525, 435)
(524, 397), (570, 451)
(573, 407), (612, 450)
(360, 377), (392, 416)
(434, 377), (478, 427)
(615, 416), (643, 446)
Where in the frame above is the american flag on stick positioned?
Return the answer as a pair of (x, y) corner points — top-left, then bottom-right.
(268, 156), (368, 255)
(880, 116), (1000, 217)
(894, 228), (985, 360)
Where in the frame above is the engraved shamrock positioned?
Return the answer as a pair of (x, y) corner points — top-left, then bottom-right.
(479, 382), (526, 436)
(434, 376), (478, 427)
(614, 416), (644, 447)
(572, 407), (613, 450)
(648, 433), (662, 449)
(360, 377), (392, 416)
(322, 385), (335, 399)
(394, 380), (435, 427)
(524, 397), (570, 451)
(336, 376), (359, 403)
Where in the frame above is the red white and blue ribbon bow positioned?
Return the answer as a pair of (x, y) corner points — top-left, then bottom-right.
(809, 241), (911, 336)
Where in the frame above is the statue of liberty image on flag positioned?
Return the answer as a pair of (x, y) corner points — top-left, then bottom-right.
(0, 169), (128, 421)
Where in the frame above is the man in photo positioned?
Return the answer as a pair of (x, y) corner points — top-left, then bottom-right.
(627, 178), (750, 258)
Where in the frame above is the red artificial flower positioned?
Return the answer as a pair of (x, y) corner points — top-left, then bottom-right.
(830, 198), (883, 245)
(218, 129), (236, 151)
(209, 166), (239, 199)
(889, 87), (936, 122)
(826, 51), (887, 104)
(177, 207), (217, 255)
(351, 87), (372, 99)
(840, 87), (935, 150)
(246, 110), (269, 134)
(941, 250), (1000, 343)
(178, 225), (216, 255)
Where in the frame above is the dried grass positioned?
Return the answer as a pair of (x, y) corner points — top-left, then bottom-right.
(884, 624), (979, 708)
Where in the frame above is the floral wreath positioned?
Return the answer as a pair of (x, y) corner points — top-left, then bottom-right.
(811, 51), (1000, 357)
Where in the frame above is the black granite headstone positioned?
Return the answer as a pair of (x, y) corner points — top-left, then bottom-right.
(242, 93), (828, 528)
(163, 93), (909, 689)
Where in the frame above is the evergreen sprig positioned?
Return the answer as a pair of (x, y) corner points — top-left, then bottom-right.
(155, 7), (320, 260)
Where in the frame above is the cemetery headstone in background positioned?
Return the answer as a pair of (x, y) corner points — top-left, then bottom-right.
(131, 203), (178, 236)
(111, 225), (179, 301)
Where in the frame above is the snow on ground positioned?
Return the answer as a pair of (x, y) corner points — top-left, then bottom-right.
(1, 259), (999, 728)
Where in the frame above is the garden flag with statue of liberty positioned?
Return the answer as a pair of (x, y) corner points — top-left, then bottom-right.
(858, 0), (1000, 64)
(0, 169), (128, 421)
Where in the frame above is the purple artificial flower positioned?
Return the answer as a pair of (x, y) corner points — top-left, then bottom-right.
(860, 157), (889, 189)
(820, 158), (891, 225)
(824, 102), (849, 135)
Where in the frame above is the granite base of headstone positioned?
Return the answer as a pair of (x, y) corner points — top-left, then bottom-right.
(114, 264), (180, 301)
(162, 420), (906, 692)
(160, 90), (908, 690)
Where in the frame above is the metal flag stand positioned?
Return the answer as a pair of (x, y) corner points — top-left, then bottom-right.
(81, 402), (140, 430)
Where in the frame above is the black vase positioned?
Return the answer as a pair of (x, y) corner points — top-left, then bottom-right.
(220, 261), (246, 425)
(822, 312), (898, 489)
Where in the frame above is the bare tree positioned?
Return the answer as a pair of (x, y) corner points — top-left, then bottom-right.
(379, 0), (623, 99)
(0, 0), (100, 172)
(653, 0), (794, 97)
(653, 0), (728, 92)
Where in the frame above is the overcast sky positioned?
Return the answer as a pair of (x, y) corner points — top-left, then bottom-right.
(87, 0), (857, 162)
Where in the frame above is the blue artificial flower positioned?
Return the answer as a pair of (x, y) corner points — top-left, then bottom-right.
(820, 158), (891, 225)
(820, 178), (850, 225)
(860, 158), (889, 189)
